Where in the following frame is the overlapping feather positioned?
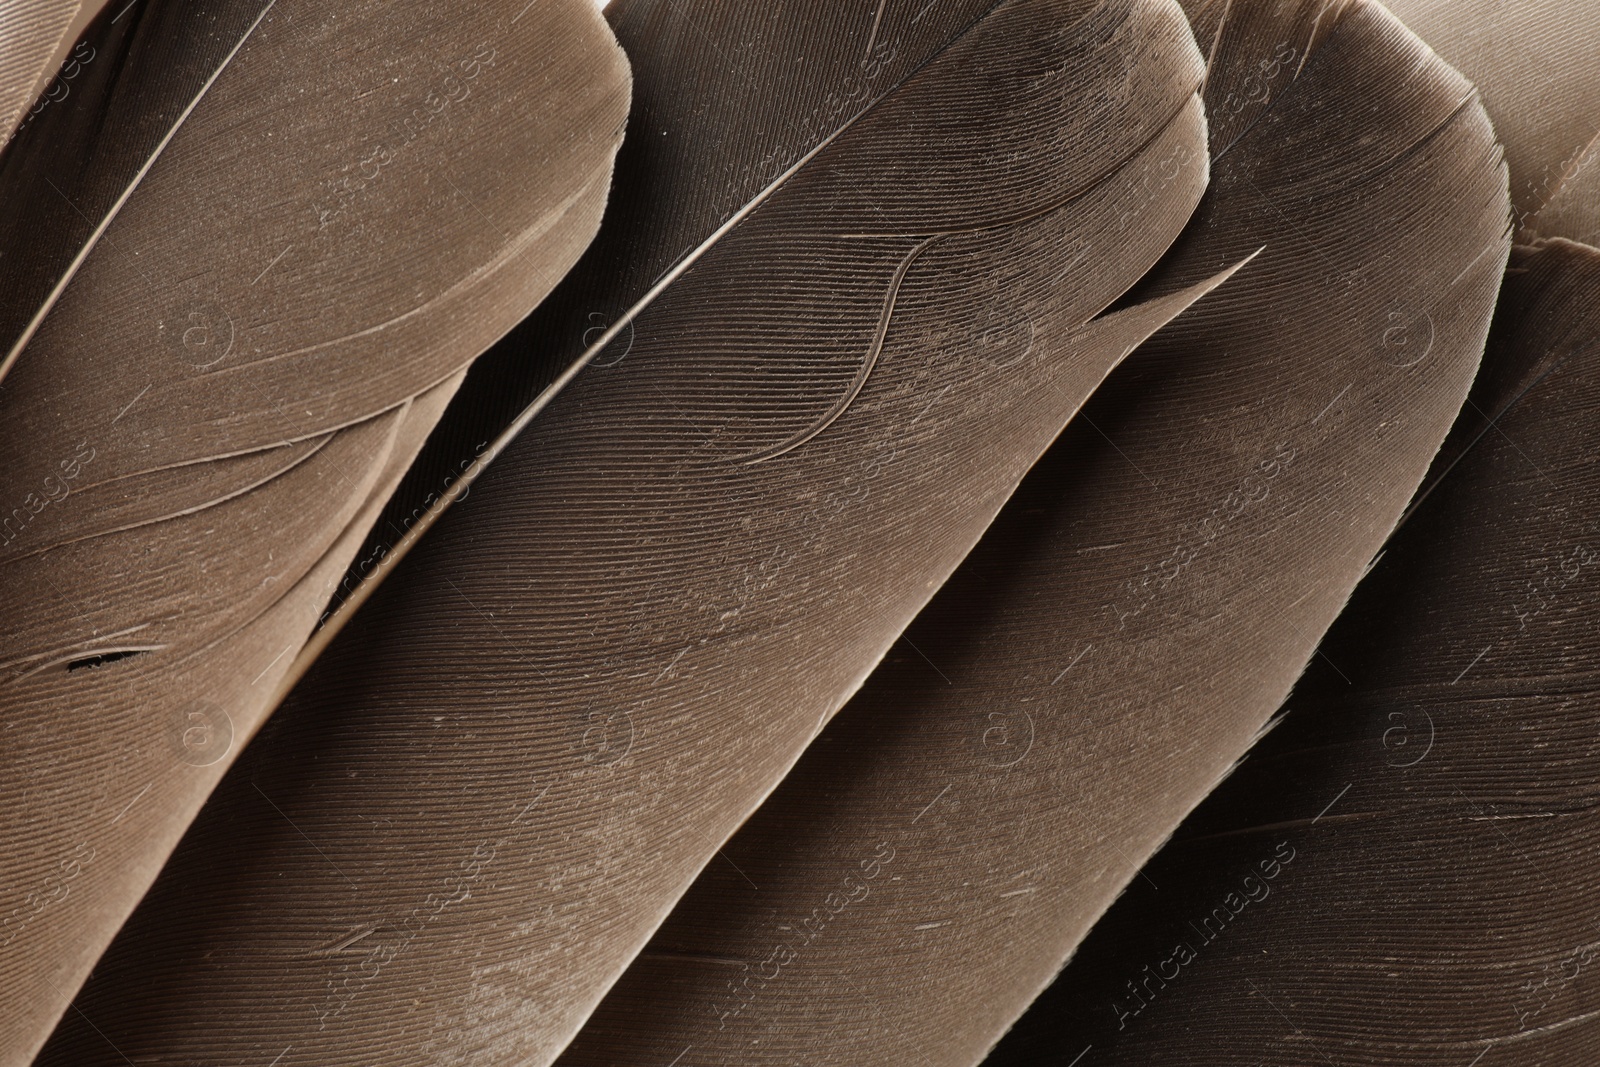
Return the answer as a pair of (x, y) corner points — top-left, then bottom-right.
(0, 2), (628, 1060)
(32, 1), (1231, 1062)
(0, 0), (282, 379)
(550, 2), (1509, 1063)
(0, 0), (1590, 1064)
(1385, 0), (1600, 233)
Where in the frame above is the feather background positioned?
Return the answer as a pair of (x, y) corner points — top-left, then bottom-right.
(973, 5), (1600, 1063)
(0, 0), (1593, 1064)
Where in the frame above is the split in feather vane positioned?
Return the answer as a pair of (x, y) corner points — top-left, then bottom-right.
(548, 2), (1511, 1064)
(0, 2), (629, 1062)
(35, 0), (1230, 1062)
(0, 0), (282, 382)
(0, 0), (109, 147)
(1384, 0), (1600, 234)
(983, 236), (1600, 1067)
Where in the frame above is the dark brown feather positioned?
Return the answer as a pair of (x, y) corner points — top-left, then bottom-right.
(547, 2), (1512, 1064)
(984, 236), (1600, 1066)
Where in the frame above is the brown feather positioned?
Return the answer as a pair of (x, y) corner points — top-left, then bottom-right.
(0, 0), (282, 380)
(548, 2), (1512, 1064)
(0, 2), (629, 1060)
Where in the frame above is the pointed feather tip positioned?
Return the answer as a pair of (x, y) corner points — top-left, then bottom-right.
(1207, 245), (1267, 292)
(1155, 244), (1266, 313)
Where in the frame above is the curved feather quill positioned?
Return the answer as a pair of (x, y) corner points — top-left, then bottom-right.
(546, 2), (1511, 1064)
(36, 0), (1223, 1062)
(0, 1), (629, 1060)
(984, 236), (1600, 1066)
